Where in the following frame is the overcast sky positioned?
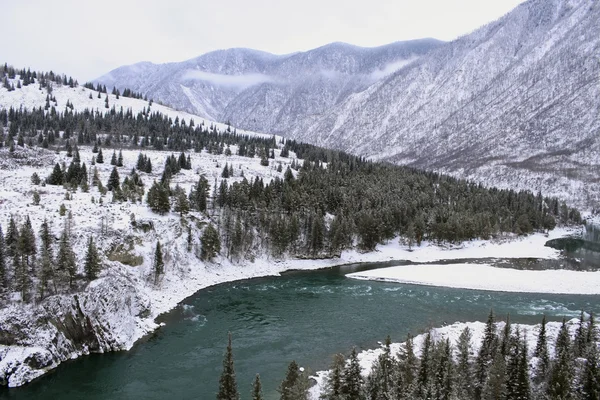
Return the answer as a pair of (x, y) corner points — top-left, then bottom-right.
(2, 0), (526, 82)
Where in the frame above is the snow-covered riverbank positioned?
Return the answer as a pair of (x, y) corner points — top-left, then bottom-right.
(308, 318), (583, 400)
(0, 220), (583, 387)
(347, 263), (600, 294)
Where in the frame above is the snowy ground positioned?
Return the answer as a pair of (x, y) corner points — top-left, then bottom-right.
(308, 318), (585, 399)
(0, 75), (272, 140)
(347, 263), (600, 294)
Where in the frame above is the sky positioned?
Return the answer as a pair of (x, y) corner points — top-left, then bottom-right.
(2, 0), (526, 82)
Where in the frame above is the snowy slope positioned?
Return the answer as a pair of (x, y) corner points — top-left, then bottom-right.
(299, 0), (600, 208)
(0, 76), (271, 140)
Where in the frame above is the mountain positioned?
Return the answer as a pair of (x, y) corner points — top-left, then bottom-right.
(96, 0), (600, 208)
(95, 39), (444, 132)
(299, 0), (600, 207)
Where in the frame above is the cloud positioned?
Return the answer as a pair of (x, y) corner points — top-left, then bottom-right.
(181, 70), (278, 90)
(368, 57), (420, 81)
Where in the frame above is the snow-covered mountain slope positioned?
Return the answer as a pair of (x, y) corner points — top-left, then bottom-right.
(0, 76), (270, 140)
(300, 0), (600, 208)
(96, 0), (600, 208)
(94, 39), (443, 132)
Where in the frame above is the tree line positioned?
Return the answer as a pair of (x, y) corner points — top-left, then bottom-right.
(215, 311), (600, 399)
(0, 215), (100, 303)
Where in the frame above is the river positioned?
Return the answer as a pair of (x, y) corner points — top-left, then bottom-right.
(2, 258), (598, 400)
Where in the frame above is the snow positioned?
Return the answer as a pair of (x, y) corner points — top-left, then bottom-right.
(347, 263), (600, 295)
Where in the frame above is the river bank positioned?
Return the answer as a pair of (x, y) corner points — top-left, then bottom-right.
(0, 225), (582, 387)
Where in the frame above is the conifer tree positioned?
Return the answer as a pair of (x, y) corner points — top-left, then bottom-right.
(574, 310), (588, 358)
(38, 244), (54, 299)
(342, 347), (364, 400)
(107, 166), (120, 191)
(279, 360), (309, 400)
(84, 236), (100, 280)
(153, 241), (164, 284)
(5, 216), (18, 258)
(147, 181), (170, 214)
(456, 326), (474, 399)
(548, 319), (574, 399)
(201, 225), (221, 261)
(117, 150), (123, 167)
(251, 374), (263, 400)
(17, 216), (36, 302)
(110, 150), (117, 165)
(321, 354), (345, 400)
(96, 148), (104, 163)
(417, 331), (434, 398)
(475, 310), (497, 399)
(173, 185), (190, 215)
(534, 315), (550, 383)
(57, 226), (77, 288)
(397, 334), (418, 399)
(483, 349), (506, 400)
(37, 219), (56, 296)
(586, 312), (597, 345)
(581, 339), (599, 400)
(217, 333), (239, 400)
(47, 163), (64, 185)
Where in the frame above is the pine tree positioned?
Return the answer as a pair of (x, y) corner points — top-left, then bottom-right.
(581, 339), (599, 400)
(456, 326), (474, 399)
(548, 319), (574, 399)
(251, 374), (263, 400)
(96, 147), (104, 163)
(217, 333), (239, 400)
(57, 226), (77, 288)
(534, 315), (550, 384)
(342, 347), (364, 400)
(321, 354), (345, 400)
(84, 236), (100, 280)
(17, 216), (36, 302)
(38, 244), (54, 299)
(107, 166), (120, 191)
(586, 312), (597, 347)
(397, 334), (418, 399)
(483, 349), (506, 400)
(110, 150), (117, 165)
(153, 241), (164, 284)
(173, 185), (190, 215)
(47, 163), (64, 185)
(475, 310), (497, 400)
(117, 150), (123, 167)
(5, 216), (18, 258)
(201, 225), (221, 261)
(575, 310), (589, 358)
(147, 181), (170, 214)
(37, 219), (56, 297)
(279, 360), (309, 400)
(417, 331), (434, 398)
